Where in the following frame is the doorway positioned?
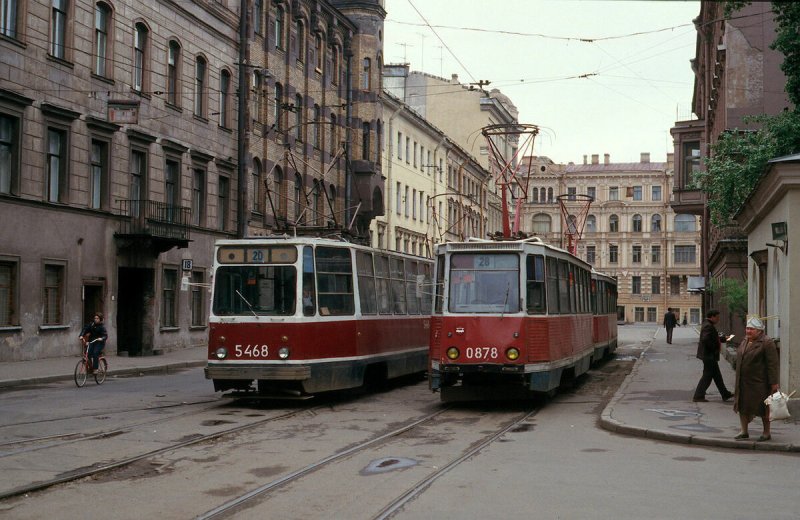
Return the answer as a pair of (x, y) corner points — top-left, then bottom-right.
(117, 267), (154, 356)
(82, 283), (104, 328)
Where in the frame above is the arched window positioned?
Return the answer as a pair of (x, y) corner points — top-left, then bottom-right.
(586, 214), (597, 233)
(651, 214), (662, 232)
(329, 113), (337, 154)
(94, 2), (112, 77)
(547, 187), (553, 203)
(532, 213), (551, 234)
(331, 45), (340, 85)
(315, 33), (323, 71)
(252, 159), (262, 213)
(274, 82), (283, 130)
(253, 0), (263, 35)
(219, 69), (231, 128)
(362, 121), (370, 160)
(361, 57), (371, 90)
(274, 5), (285, 49)
(194, 56), (207, 117)
(632, 214), (642, 232)
(674, 214), (696, 232)
(312, 180), (322, 225)
(296, 19), (305, 62)
(167, 40), (181, 106)
(253, 71), (264, 124)
(273, 166), (284, 217)
(294, 94), (303, 140)
(294, 173), (303, 222)
(329, 185), (337, 221)
(133, 22), (149, 91)
(312, 104), (321, 148)
(532, 187), (539, 203)
(609, 214), (619, 233)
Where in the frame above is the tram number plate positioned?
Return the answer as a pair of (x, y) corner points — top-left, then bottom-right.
(465, 347), (498, 359)
(234, 344), (269, 357)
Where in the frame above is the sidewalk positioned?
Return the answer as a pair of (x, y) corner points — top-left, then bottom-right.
(600, 324), (800, 452)
(0, 346), (208, 389)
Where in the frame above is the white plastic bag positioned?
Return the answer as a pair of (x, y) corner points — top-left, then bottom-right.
(764, 390), (793, 421)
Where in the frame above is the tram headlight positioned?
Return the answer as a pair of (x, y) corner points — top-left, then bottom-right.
(278, 347), (290, 359)
(505, 347), (520, 361)
(446, 347), (460, 360)
(215, 347), (228, 360)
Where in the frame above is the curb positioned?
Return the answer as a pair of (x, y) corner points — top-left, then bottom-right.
(0, 360), (206, 390)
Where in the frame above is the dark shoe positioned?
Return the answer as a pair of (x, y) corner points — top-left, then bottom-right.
(734, 432), (749, 440)
(692, 397), (708, 402)
(722, 393), (733, 402)
(757, 435), (771, 442)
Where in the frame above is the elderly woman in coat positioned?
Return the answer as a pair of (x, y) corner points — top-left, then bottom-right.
(733, 317), (779, 441)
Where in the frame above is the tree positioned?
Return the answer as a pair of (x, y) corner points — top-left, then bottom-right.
(708, 277), (748, 320)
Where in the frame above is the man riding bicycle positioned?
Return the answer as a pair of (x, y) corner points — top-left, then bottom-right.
(79, 312), (107, 373)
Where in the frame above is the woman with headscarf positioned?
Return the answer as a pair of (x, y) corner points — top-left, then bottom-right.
(733, 317), (779, 441)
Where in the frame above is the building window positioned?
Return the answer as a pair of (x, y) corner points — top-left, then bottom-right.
(648, 275), (660, 295)
(253, 0), (262, 35)
(609, 186), (619, 201)
(674, 245), (696, 263)
(328, 185), (336, 221)
(682, 140), (701, 187)
(130, 149), (146, 216)
(43, 264), (64, 325)
(635, 307), (644, 322)
(395, 181), (401, 215)
(273, 82), (283, 130)
(165, 158), (180, 219)
(690, 308), (700, 325)
(567, 187), (576, 201)
(252, 71), (263, 124)
(647, 307), (657, 322)
(632, 276), (641, 295)
(313, 104), (321, 149)
(404, 185), (409, 217)
(586, 245), (596, 265)
(294, 173), (303, 222)
(218, 175), (229, 231)
(312, 180), (322, 225)
(273, 166), (284, 218)
(413, 142), (417, 167)
(194, 56), (207, 117)
(133, 22), (149, 91)
(632, 185), (642, 201)
(651, 214), (662, 232)
(609, 245), (618, 263)
(274, 5), (284, 49)
(412, 188), (417, 219)
(330, 114), (337, 153)
(296, 19), (306, 62)
(670, 275), (681, 295)
(93, 3), (111, 77)
(674, 214), (696, 232)
(0, 259), (18, 326)
(162, 268), (177, 327)
(219, 69), (231, 128)
(252, 159), (261, 213)
(396, 132), (402, 160)
(632, 245), (642, 263)
(361, 58), (371, 90)
(191, 270), (205, 326)
(315, 33), (323, 71)
(585, 215), (596, 232)
(167, 40), (181, 106)
(294, 94), (303, 140)
(0, 113), (20, 195)
(362, 122), (370, 160)
(532, 213), (551, 234)
(191, 167), (205, 226)
(90, 139), (108, 209)
(51, 0), (68, 59)
(405, 137), (410, 163)
(652, 185), (661, 201)
(46, 128), (67, 203)
(632, 214), (642, 232)
(587, 186), (596, 201)
(1, 0), (18, 38)
(651, 245), (661, 264)
(609, 214), (619, 233)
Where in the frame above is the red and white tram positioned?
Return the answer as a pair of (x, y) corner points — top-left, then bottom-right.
(429, 237), (617, 401)
(205, 236), (434, 397)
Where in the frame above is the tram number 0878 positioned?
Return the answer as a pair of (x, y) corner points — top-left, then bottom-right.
(465, 347), (499, 359)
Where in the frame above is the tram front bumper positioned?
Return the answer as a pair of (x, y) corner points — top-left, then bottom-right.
(205, 364), (311, 381)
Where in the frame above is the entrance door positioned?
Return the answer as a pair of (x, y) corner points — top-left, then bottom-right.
(82, 284), (104, 328)
(117, 267), (154, 356)
(616, 305), (625, 322)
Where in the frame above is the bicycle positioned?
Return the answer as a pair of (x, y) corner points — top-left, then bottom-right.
(74, 335), (108, 387)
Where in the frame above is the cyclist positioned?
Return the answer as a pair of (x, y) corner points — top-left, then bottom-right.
(79, 312), (107, 373)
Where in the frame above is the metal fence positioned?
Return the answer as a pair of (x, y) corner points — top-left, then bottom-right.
(116, 199), (190, 241)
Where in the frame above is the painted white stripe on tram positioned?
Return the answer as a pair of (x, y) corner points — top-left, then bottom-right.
(207, 346), (428, 365)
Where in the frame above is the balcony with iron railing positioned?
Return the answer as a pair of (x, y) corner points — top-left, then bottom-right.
(115, 199), (191, 253)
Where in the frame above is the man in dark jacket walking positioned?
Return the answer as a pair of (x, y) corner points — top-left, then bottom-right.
(692, 309), (733, 402)
(663, 307), (678, 344)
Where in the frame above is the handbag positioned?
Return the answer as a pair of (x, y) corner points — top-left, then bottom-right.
(764, 390), (795, 421)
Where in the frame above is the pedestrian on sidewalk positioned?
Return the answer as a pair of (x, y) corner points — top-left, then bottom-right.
(692, 309), (733, 403)
(733, 316), (779, 442)
(663, 307), (677, 344)
(682, 313), (688, 326)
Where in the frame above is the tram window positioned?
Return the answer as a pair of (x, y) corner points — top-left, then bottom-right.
(356, 251), (377, 315)
(448, 253), (519, 313)
(568, 263), (577, 313)
(546, 257), (559, 314)
(590, 279), (597, 314)
(315, 247), (354, 315)
(302, 246), (316, 316)
(390, 257), (407, 314)
(420, 262), (433, 314)
(434, 255), (445, 314)
(558, 260), (570, 313)
(375, 255), (392, 314)
(405, 260), (419, 314)
(212, 265), (296, 316)
(525, 254), (545, 314)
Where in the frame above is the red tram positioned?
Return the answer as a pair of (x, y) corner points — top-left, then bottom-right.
(205, 237), (434, 397)
(429, 237), (617, 401)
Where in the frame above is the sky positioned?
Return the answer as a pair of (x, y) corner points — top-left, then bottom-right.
(382, 0), (700, 165)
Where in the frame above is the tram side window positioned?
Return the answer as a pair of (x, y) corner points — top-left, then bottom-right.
(434, 255), (444, 314)
(315, 247), (354, 315)
(302, 246), (316, 316)
(356, 251), (377, 315)
(526, 254), (545, 314)
(590, 279), (598, 315)
(212, 265), (296, 316)
(375, 254), (392, 314)
(546, 257), (559, 314)
(419, 261), (433, 315)
(405, 260), (419, 314)
(558, 260), (570, 313)
(568, 263), (577, 313)
(390, 257), (407, 314)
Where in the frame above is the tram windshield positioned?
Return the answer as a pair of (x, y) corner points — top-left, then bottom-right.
(213, 265), (297, 316)
(448, 253), (520, 313)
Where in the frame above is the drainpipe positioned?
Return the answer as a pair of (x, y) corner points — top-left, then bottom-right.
(236, 0), (250, 238)
(343, 39), (354, 227)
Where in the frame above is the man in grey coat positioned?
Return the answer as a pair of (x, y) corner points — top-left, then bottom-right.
(692, 309), (733, 402)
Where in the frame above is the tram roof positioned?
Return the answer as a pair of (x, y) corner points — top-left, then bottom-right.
(214, 236), (433, 261)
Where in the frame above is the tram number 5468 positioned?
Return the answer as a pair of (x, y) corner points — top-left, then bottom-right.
(466, 347), (498, 359)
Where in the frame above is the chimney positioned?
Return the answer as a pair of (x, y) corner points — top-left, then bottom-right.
(583, 154), (587, 165)
(604, 153), (610, 165)
(640, 152), (650, 163)
(591, 154), (599, 165)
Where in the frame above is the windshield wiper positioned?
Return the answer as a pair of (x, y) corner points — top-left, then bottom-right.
(235, 289), (258, 318)
(501, 282), (510, 319)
